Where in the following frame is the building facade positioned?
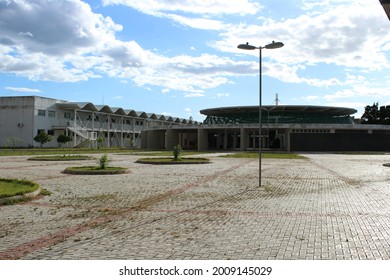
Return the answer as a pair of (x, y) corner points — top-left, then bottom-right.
(0, 96), (196, 148)
(2, 96), (390, 151)
(141, 105), (390, 152)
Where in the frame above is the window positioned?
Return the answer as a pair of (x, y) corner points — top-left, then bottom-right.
(38, 110), (46, 116)
(48, 111), (56, 118)
(37, 129), (45, 135)
(64, 112), (71, 119)
(48, 130), (54, 136)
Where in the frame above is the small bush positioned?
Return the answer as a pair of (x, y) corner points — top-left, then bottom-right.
(99, 154), (110, 169)
(173, 144), (182, 160)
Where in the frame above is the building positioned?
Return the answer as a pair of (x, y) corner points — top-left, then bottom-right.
(141, 105), (390, 152)
(1, 96), (390, 151)
(0, 96), (197, 148)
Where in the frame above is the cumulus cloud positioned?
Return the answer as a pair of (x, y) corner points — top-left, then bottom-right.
(211, 1), (390, 94)
(102, 0), (260, 31)
(0, 0), (121, 55)
(1, 0), (390, 102)
(218, 2), (390, 70)
(0, 0), (122, 81)
(0, 0), (257, 91)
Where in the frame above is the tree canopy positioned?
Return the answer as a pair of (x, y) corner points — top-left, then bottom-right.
(361, 103), (390, 125)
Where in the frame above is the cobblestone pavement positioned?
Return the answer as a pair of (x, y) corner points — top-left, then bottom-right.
(0, 153), (389, 260)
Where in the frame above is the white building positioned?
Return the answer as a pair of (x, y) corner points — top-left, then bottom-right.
(0, 96), (196, 148)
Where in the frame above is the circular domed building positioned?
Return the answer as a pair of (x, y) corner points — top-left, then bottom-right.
(142, 104), (390, 152)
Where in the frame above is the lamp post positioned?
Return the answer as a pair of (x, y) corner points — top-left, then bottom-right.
(237, 41), (284, 187)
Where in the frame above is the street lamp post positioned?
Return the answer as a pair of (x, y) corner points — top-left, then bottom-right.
(237, 41), (284, 187)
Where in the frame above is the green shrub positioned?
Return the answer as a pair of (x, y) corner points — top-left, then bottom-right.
(33, 131), (52, 148)
(96, 137), (104, 149)
(173, 144), (182, 160)
(57, 134), (71, 147)
(99, 154), (109, 169)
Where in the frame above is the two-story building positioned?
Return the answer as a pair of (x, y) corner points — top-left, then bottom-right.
(0, 96), (196, 148)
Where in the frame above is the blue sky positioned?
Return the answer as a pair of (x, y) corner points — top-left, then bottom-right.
(1, 0), (390, 121)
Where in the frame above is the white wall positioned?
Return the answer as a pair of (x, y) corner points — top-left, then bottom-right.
(0, 96), (35, 147)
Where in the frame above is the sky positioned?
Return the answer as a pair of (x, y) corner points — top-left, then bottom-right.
(1, 0), (390, 121)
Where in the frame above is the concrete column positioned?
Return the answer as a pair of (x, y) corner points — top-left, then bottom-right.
(286, 129), (291, 152)
(223, 130), (228, 149)
(107, 114), (110, 147)
(140, 131), (147, 149)
(165, 129), (179, 150)
(198, 128), (208, 151)
(240, 127), (247, 151)
(120, 116), (124, 147)
(233, 132), (238, 149)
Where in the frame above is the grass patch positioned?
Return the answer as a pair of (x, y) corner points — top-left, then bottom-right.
(136, 157), (210, 164)
(63, 166), (128, 175)
(0, 178), (40, 198)
(221, 152), (306, 159)
(0, 147), (138, 157)
(28, 155), (93, 161)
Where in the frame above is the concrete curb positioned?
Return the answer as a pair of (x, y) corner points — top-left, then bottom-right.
(0, 187), (41, 205)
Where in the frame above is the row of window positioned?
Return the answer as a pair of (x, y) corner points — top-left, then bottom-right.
(292, 129), (331, 133)
(38, 109), (56, 117)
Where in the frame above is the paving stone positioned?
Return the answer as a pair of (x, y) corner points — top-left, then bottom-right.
(0, 153), (389, 260)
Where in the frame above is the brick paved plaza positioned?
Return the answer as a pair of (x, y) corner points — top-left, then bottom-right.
(0, 153), (389, 260)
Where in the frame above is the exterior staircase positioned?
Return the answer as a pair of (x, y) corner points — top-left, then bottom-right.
(67, 120), (97, 147)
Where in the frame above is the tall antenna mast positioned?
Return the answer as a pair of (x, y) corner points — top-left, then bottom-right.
(274, 93), (280, 106)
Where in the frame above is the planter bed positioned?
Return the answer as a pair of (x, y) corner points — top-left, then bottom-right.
(135, 157), (210, 165)
(63, 166), (128, 175)
(0, 178), (41, 205)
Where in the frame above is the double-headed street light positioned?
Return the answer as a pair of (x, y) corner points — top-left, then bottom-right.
(237, 41), (284, 187)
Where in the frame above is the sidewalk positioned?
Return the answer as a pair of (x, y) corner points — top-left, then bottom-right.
(0, 153), (389, 259)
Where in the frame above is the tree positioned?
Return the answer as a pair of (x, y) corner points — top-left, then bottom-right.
(361, 102), (380, 124)
(57, 134), (71, 147)
(361, 103), (390, 124)
(96, 137), (104, 149)
(34, 131), (52, 148)
(379, 105), (390, 125)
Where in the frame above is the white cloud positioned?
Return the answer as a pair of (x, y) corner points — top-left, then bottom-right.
(0, 0), (257, 91)
(0, 0), (122, 55)
(5, 86), (41, 93)
(324, 85), (390, 101)
(1, 0), (390, 103)
(184, 93), (205, 98)
(102, 0), (262, 15)
(213, 1), (390, 80)
(164, 14), (225, 30)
